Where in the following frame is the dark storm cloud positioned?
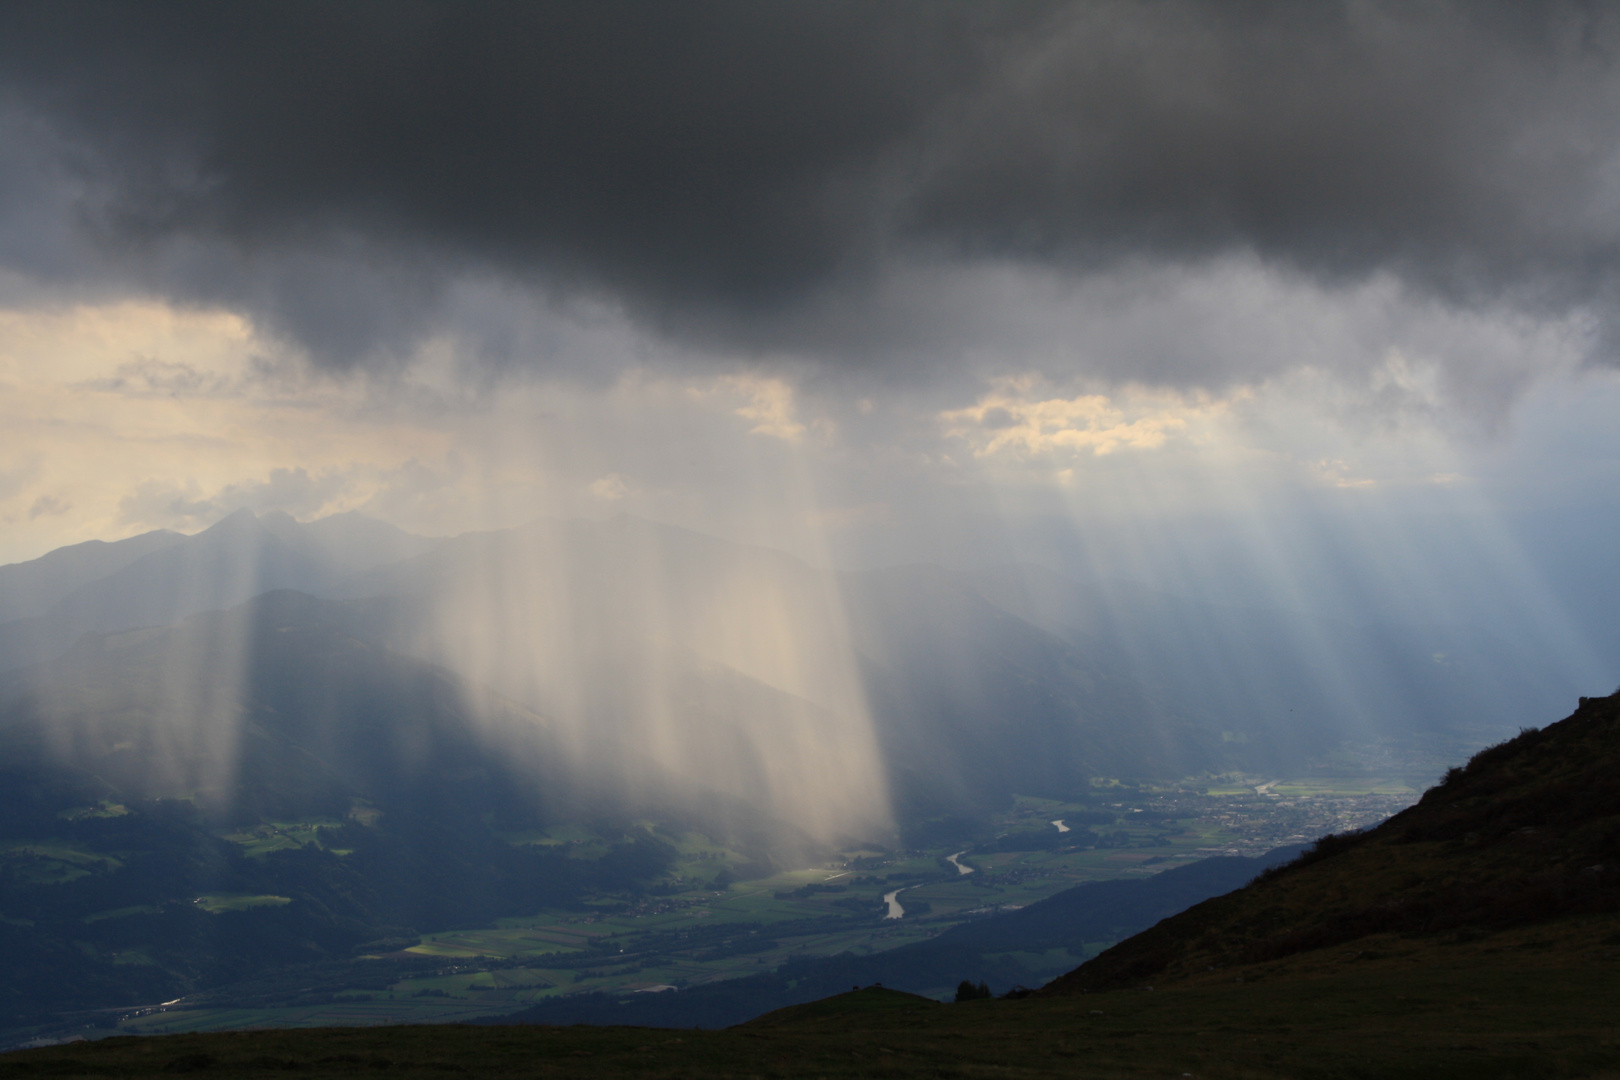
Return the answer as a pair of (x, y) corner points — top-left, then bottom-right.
(1, 0), (1618, 371)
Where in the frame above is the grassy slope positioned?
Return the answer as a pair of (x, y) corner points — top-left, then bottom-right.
(4, 961), (1618, 1079)
(1048, 690), (1620, 993)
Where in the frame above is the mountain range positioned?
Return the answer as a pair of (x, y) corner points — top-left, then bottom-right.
(0, 508), (1551, 795)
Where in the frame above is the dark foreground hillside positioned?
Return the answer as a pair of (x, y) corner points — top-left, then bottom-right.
(1050, 688), (1620, 993)
(3, 963), (1618, 1079)
(6, 692), (1620, 1077)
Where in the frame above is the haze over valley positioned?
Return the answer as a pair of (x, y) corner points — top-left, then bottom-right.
(0, 504), (1603, 1038)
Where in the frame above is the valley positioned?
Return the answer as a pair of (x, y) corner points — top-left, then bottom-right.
(0, 510), (1545, 1048)
(10, 689), (1619, 1077)
(84, 752), (1432, 1042)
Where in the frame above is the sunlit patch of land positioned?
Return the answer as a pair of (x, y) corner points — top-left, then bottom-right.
(0, 843), (122, 886)
(57, 802), (130, 821)
(192, 895), (291, 914)
(219, 820), (347, 858)
(344, 802), (382, 828)
(400, 926), (592, 960)
(81, 905), (164, 923)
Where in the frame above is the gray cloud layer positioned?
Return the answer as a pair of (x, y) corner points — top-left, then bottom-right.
(2, 1), (1619, 376)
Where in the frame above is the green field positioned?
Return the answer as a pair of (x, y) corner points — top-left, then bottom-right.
(56, 802), (130, 821)
(0, 843), (122, 885)
(219, 820), (347, 858)
(82, 905), (164, 923)
(193, 895), (292, 914)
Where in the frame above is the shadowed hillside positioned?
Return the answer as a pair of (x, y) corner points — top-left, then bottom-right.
(0, 593), (789, 1026)
(1048, 689), (1620, 993)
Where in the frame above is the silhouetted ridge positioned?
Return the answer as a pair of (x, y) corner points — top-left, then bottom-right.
(1047, 690), (1620, 993)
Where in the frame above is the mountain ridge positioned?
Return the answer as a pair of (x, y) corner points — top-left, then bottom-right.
(0, 529), (184, 624)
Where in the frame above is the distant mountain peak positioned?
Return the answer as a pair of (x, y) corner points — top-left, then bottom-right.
(197, 506), (269, 538)
(256, 509), (305, 546)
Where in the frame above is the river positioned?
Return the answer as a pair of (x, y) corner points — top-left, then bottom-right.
(1051, 819), (1070, 833)
(882, 889), (905, 919)
(946, 851), (974, 875)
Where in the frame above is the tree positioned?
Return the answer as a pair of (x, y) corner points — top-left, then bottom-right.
(953, 979), (991, 1002)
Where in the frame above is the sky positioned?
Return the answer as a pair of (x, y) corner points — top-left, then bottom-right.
(1, 1), (1618, 683)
